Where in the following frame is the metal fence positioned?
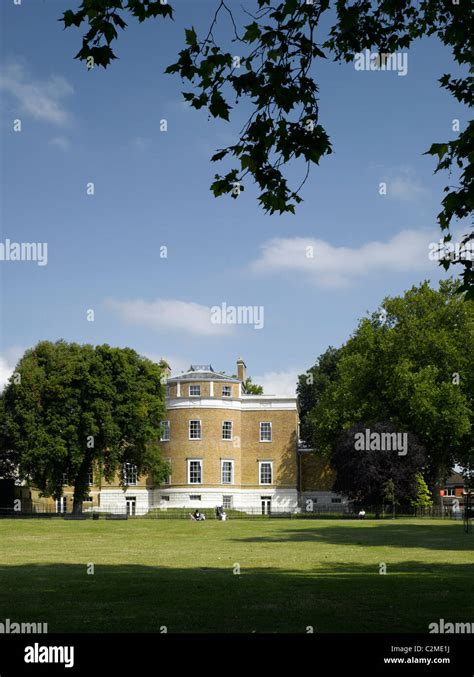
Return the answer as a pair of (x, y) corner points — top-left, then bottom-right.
(0, 505), (468, 520)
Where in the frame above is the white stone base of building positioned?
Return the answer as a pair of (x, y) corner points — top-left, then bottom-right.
(95, 489), (151, 516)
(91, 487), (299, 515)
(89, 488), (348, 516)
(153, 487), (299, 514)
(299, 491), (350, 512)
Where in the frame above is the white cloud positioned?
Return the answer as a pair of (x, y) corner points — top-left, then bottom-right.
(0, 346), (25, 391)
(106, 299), (234, 336)
(253, 368), (300, 397)
(250, 229), (436, 288)
(49, 136), (71, 151)
(385, 169), (428, 202)
(0, 62), (73, 126)
(0, 357), (14, 391)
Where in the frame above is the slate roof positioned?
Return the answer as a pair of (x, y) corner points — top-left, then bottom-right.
(445, 471), (466, 486)
(167, 364), (240, 383)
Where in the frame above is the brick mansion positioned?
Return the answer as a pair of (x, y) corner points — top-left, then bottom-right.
(17, 359), (343, 515)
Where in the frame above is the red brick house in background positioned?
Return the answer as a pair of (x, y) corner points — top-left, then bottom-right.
(441, 471), (467, 514)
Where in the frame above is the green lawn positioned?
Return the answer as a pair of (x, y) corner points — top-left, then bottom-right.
(0, 518), (472, 633)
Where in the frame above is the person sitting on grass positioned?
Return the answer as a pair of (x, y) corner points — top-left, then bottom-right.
(191, 509), (205, 521)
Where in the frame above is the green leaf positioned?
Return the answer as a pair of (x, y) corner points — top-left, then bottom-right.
(111, 14), (127, 30)
(425, 143), (449, 161)
(211, 149), (228, 162)
(240, 155), (254, 171)
(185, 27), (198, 47)
(243, 22), (261, 43)
(209, 90), (231, 121)
(61, 9), (85, 28)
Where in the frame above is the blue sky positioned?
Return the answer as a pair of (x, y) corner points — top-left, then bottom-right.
(0, 0), (470, 394)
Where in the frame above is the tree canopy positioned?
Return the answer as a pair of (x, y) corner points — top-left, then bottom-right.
(243, 376), (264, 394)
(0, 340), (169, 512)
(331, 422), (426, 512)
(298, 279), (474, 492)
(61, 0), (473, 295)
(297, 345), (340, 443)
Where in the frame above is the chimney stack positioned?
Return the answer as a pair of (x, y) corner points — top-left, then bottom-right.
(236, 357), (247, 383)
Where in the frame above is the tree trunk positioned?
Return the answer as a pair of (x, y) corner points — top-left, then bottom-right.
(433, 468), (448, 516)
(72, 455), (92, 514)
(72, 494), (83, 515)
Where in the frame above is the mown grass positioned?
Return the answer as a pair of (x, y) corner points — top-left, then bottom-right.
(0, 518), (472, 633)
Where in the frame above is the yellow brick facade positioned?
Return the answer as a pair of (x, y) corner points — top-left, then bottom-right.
(149, 364), (300, 513)
(160, 407), (298, 490)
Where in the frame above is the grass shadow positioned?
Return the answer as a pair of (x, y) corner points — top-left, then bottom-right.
(233, 522), (474, 551)
(0, 560), (472, 633)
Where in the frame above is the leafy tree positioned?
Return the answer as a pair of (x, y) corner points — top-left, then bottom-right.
(0, 395), (19, 480)
(60, 1), (473, 294)
(297, 346), (341, 445)
(0, 340), (169, 513)
(303, 280), (474, 498)
(243, 376), (264, 395)
(464, 467), (474, 492)
(331, 422), (426, 516)
(410, 472), (434, 511)
(383, 478), (397, 519)
(230, 374), (264, 393)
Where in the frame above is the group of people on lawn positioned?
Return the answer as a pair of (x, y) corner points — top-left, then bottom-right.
(189, 506), (227, 521)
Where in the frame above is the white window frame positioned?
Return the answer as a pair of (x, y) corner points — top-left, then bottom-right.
(222, 385), (232, 397)
(222, 420), (233, 440)
(123, 462), (138, 486)
(163, 458), (171, 485)
(222, 495), (233, 510)
(188, 459), (203, 485)
(221, 459), (234, 485)
(259, 461), (273, 485)
(160, 420), (170, 442)
(189, 420), (202, 440)
(189, 384), (201, 397)
(56, 496), (67, 513)
(443, 487), (455, 497)
(260, 421), (272, 442)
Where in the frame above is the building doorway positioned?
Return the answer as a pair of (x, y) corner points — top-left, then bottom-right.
(56, 496), (67, 514)
(126, 497), (136, 516)
(261, 496), (271, 515)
